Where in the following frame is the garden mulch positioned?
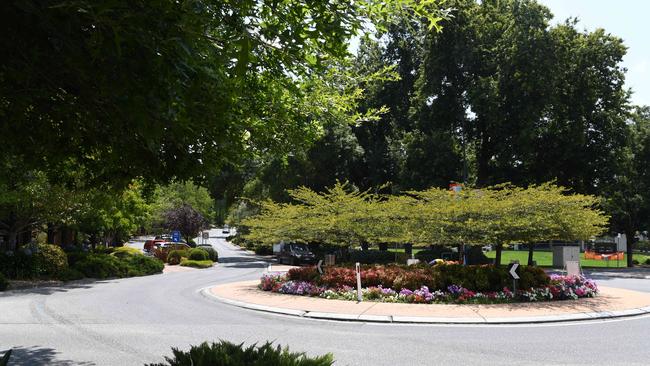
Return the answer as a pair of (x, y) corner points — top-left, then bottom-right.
(207, 280), (650, 324)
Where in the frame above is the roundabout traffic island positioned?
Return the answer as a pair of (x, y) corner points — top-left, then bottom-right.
(205, 263), (650, 324)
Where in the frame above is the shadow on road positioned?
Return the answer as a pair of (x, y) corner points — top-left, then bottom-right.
(4, 346), (95, 366)
(1, 280), (113, 297)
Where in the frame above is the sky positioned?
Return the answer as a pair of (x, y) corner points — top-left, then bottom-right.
(539, 0), (650, 106)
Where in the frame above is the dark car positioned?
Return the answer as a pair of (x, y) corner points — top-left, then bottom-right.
(277, 243), (316, 265)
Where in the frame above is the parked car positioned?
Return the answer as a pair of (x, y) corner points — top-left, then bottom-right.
(144, 239), (166, 253)
(222, 225), (230, 234)
(276, 243), (316, 265)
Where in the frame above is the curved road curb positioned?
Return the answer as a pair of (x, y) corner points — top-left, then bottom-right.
(201, 286), (650, 325)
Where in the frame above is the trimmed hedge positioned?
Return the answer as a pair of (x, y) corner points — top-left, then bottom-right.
(197, 246), (218, 262)
(289, 264), (549, 293)
(146, 341), (333, 366)
(188, 248), (209, 261)
(180, 259), (213, 268)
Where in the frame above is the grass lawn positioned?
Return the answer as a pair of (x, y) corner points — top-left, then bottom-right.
(484, 250), (650, 268)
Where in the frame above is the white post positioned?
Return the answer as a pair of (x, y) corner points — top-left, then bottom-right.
(355, 262), (362, 302)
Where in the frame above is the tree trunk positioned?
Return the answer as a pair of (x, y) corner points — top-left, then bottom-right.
(495, 244), (502, 266)
(378, 243), (388, 251)
(404, 243), (413, 256)
(626, 229), (635, 267)
(527, 242), (535, 266)
(361, 242), (369, 251)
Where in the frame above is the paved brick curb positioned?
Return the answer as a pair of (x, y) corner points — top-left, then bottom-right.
(201, 286), (650, 325)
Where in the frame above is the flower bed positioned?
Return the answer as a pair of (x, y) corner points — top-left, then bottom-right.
(259, 264), (598, 304)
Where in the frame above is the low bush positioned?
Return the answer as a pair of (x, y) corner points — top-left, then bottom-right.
(121, 255), (164, 276)
(0, 249), (39, 279)
(58, 268), (85, 282)
(111, 246), (143, 259)
(254, 245), (273, 255)
(36, 244), (69, 278)
(73, 253), (164, 278)
(73, 254), (128, 279)
(146, 341), (334, 366)
(414, 246), (457, 263)
(167, 250), (189, 265)
(287, 267), (320, 282)
(0, 273), (8, 291)
(646, 258), (650, 265)
(180, 259), (213, 268)
(198, 246), (218, 262)
(188, 248), (209, 261)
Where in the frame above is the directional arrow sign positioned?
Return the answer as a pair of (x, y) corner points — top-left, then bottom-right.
(508, 263), (520, 280)
(317, 259), (324, 275)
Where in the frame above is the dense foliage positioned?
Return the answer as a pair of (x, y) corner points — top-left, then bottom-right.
(241, 182), (608, 264)
(146, 341), (333, 366)
(262, 266), (597, 304)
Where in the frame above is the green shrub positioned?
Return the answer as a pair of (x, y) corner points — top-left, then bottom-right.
(254, 245), (273, 255)
(645, 258), (650, 265)
(349, 250), (395, 264)
(73, 254), (128, 279)
(111, 246), (143, 259)
(146, 341), (333, 366)
(517, 265), (550, 289)
(0, 249), (39, 279)
(73, 253), (164, 278)
(121, 255), (164, 276)
(36, 244), (69, 278)
(188, 248), (209, 261)
(180, 259), (213, 268)
(167, 250), (189, 265)
(197, 246), (218, 261)
(65, 250), (89, 267)
(58, 268), (85, 282)
(0, 273), (8, 291)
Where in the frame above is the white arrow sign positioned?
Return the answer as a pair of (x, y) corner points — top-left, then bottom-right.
(317, 259), (324, 274)
(509, 263), (520, 280)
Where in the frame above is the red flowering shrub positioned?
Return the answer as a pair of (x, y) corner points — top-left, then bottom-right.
(287, 266), (319, 282)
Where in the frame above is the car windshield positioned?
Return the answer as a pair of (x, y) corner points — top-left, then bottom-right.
(291, 245), (309, 253)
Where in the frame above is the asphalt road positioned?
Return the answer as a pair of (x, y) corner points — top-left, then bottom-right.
(1, 229), (650, 366)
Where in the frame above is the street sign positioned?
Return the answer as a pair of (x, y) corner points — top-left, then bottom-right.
(508, 263), (520, 280)
(355, 262), (362, 302)
(317, 259), (324, 275)
(171, 230), (181, 243)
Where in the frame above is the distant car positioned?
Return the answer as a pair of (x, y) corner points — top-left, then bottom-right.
(144, 239), (166, 253)
(277, 243), (316, 265)
(222, 225), (230, 234)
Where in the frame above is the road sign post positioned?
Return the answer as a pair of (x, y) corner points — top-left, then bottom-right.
(355, 262), (362, 302)
(508, 262), (520, 293)
(171, 230), (181, 243)
(317, 259), (324, 275)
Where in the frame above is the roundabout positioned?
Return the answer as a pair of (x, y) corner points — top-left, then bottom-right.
(3, 230), (650, 365)
(206, 280), (650, 324)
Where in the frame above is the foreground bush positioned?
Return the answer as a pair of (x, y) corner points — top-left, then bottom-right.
(146, 341), (333, 366)
(180, 259), (213, 268)
(0, 249), (39, 279)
